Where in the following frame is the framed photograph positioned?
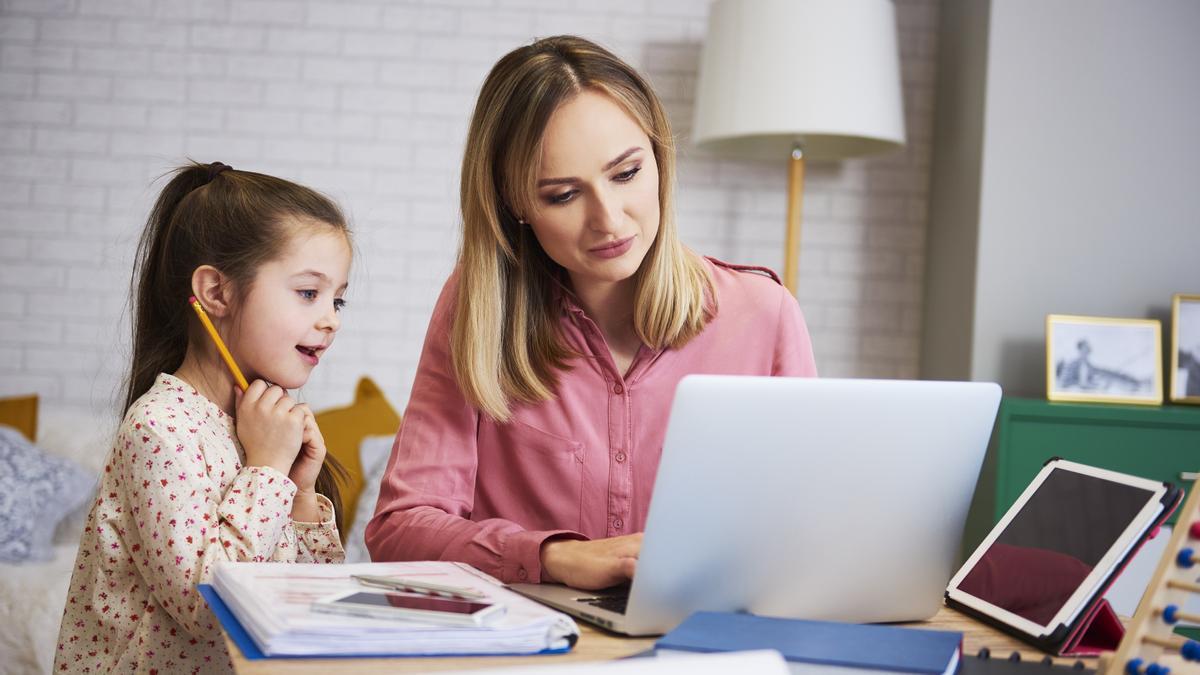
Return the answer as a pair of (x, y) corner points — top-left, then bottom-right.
(1170, 294), (1200, 404)
(1046, 314), (1162, 405)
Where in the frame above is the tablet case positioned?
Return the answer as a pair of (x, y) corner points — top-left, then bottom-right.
(946, 459), (1184, 657)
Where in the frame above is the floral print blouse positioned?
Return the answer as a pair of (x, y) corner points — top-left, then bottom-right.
(55, 373), (344, 673)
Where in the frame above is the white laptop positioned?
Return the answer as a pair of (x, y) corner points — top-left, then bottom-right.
(510, 375), (1002, 636)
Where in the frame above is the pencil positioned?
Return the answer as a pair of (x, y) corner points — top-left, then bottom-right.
(188, 295), (250, 391)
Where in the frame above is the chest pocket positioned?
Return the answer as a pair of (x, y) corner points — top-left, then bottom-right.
(475, 417), (585, 532)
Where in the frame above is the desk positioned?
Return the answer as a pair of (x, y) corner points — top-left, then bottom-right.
(223, 606), (1097, 673)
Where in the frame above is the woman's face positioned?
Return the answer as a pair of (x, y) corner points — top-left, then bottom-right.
(527, 89), (660, 291)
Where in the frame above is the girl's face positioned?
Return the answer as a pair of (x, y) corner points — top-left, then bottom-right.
(528, 89), (660, 291)
(229, 219), (351, 390)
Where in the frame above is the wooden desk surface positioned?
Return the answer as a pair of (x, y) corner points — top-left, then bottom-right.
(224, 605), (1099, 673)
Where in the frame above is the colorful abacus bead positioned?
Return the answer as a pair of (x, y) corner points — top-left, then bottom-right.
(1163, 604), (1180, 624)
(1127, 657), (1144, 674)
(1182, 640), (1200, 662)
(1176, 548), (1196, 569)
(1145, 663), (1169, 675)
(1190, 521), (1200, 540)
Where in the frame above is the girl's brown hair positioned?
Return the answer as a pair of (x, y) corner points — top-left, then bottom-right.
(455, 35), (714, 422)
(126, 160), (349, 531)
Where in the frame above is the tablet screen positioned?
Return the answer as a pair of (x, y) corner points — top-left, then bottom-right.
(957, 467), (1156, 625)
(333, 592), (493, 614)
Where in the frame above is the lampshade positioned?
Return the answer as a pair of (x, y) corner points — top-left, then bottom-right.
(692, 0), (906, 161)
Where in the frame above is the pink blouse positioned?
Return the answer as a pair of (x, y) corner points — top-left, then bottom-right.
(366, 258), (816, 584)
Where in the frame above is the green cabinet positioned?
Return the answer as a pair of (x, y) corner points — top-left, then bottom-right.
(993, 397), (1200, 526)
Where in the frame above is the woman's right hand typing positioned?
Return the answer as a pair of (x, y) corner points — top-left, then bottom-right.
(540, 533), (642, 590)
(235, 380), (306, 477)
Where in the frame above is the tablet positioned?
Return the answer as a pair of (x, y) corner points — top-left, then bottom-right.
(313, 589), (506, 627)
(946, 459), (1175, 643)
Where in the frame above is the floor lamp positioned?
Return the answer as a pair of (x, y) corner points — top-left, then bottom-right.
(692, 0), (907, 295)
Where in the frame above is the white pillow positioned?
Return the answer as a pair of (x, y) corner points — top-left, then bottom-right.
(342, 435), (396, 563)
(36, 407), (115, 545)
(36, 407), (117, 476)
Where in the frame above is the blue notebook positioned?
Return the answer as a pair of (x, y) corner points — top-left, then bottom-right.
(198, 584), (572, 661)
(654, 612), (962, 674)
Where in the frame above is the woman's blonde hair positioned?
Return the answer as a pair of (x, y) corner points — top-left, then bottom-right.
(455, 35), (713, 421)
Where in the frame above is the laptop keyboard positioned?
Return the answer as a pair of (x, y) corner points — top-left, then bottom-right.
(580, 593), (629, 615)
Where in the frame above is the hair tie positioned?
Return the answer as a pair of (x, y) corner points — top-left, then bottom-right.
(206, 162), (232, 181)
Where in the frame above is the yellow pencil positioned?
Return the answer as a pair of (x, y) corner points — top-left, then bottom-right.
(188, 295), (250, 391)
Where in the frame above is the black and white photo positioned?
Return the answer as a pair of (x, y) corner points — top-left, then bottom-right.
(1171, 294), (1200, 404)
(1046, 315), (1163, 405)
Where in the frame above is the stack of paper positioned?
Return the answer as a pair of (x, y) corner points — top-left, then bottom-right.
(207, 561), (579, 657)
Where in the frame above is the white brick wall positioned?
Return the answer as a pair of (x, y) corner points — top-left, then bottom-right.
(0, 0), (940, 418)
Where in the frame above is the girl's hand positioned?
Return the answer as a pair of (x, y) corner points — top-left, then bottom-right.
(289, 408), (328, 523)
(289, 407), (326, 494)
(539, 533), (642, 589)
(235, 380), (305, 477)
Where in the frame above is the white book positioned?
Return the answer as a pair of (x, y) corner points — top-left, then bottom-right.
(210, 560), (578, 657)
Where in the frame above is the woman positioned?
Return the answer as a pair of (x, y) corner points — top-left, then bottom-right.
(366, 36), (817, 591)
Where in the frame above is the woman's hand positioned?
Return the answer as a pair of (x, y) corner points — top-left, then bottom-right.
(539, 533), (642, 589)
(235, 380), (305, 478)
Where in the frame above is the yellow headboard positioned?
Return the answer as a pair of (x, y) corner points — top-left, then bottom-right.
(314, 377), (400, 535)
(0, 394), (38, 441)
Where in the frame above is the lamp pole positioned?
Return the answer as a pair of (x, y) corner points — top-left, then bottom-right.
(783, 144), (805, 295)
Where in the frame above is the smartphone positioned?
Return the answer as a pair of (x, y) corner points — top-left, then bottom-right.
(312, 590), (506, 627)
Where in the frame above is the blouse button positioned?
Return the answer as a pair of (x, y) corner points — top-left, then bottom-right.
(613, 518), (624, 530)
(518, 567), (528, 580)
(615, 452), (626, 463)
(613, 383), (624, 395)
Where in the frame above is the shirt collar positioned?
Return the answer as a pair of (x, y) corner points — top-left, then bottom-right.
(548, 272), (589, 321)
(155, 372), (232, 423)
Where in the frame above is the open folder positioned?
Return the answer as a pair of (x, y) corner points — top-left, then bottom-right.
(201, 561), (578, 659)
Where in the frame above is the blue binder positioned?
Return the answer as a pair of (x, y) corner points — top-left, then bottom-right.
(655, 611), (962, 673)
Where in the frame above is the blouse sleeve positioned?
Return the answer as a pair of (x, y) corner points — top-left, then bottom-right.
(289, 494), (345, 564)
(365, 273), (582, 583)
(773, 284), (819, 377)
(114, 413), (300, 636)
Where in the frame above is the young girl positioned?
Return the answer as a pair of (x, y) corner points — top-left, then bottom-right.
(55, 161), (351, 673)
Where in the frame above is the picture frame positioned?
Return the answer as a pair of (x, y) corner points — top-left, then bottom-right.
(1170, 294), (1200, 404)
(1045, 314), (1162, 405)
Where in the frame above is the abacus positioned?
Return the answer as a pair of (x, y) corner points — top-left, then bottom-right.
(1105, 475), (1200, 674)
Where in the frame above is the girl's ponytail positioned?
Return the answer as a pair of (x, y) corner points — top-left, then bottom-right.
(124, 163), (216, 412)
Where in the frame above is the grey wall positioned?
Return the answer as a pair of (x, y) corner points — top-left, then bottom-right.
(923, 0), (1200, 395)
(920, 0), (988, 383)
